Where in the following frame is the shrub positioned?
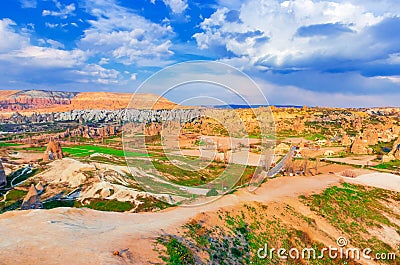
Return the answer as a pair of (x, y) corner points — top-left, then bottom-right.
(206, 188), (219, 197)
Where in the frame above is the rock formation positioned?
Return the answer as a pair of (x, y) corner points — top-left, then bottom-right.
(341, 133), (352, 146)
(293, 117), (305, 133)
(35, 182), (44, 194)
(21, 184), (43, 210)
(0, 90), (178, 113)
(382, 137), (400, 162)
(43, 141), (63, 161)
(352, 117), (363, 132)
(363, 129), (378, 146)
(0, 90), (76, 111)
(0, 161), (6, 187)
(5, 109), (202, 126)
(350, 136), (372, 155)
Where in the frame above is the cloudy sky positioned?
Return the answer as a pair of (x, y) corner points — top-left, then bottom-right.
(0, 0), (399, 107)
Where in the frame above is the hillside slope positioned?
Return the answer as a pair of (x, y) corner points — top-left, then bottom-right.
(0, 90), (178, 112)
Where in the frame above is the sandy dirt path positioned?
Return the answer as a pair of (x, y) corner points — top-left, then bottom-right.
(342, 172), (400, 192)
(0, 174), (341, 265)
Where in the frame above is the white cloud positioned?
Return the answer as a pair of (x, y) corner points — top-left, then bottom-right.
(79, 0), (175, 67)
(20, 0), (37, 8)
(42, 1), (76, 19)
(163, 0), (188, 14)
(98, 57), (109, 65)
(0, 19), (30, 52)
(0, 18), (124, 88)
(373, 75), (400, 83)
(45, 22), (58, 28)
(44, 22), (68, 28)
(46, 39), (65, 49)
(193, 0), (391, 69)
(0, 46), (85, 68)
(0, 19), (80, 67)
(130, 73), (137, 80)
(72, 64), (121, 84)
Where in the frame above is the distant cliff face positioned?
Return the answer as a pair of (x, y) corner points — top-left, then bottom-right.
(0, 90), (178, 112)
(0, 90), (77, 111)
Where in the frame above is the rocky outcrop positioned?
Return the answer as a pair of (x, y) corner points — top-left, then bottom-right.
(341, 133), (352, 146)
(383, 137), (400, 162)
(5, 109), (203, 125)
(35, 182), (44, 194)
(0, 90), (178, 113)
(69, 92), (177, 111)
(0, 90), (76, 111)
(43, 141), (63, 161)
(363, 129), (378, 146)
(352, 117), (363, 131)
(293, 117), (305, 133)
(0, 161), (6, 187)
(21, 184), (42, 210)
(350, 136), (372, 155)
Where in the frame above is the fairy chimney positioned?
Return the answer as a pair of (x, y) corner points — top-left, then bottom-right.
(43, 140), (63, 161)
(293, 117), (305, 133)
(21, 184), (42, 210)
(389, 137), (400, 160)
(364, 129), (378, 146)
(0, 161), (6, 187)
(350, 136), (372, 155)
(35, 181), (44, 194)
(341, 133), (352, 146)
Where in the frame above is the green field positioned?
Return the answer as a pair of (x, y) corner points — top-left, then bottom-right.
(0, 189), (27, 214)
(13, 144), (148, 158)
(0, 142), (22, 147)
(373, 160), (400, 170)
(4, 168), (38, 189)
(79, 199), (134, 212)
(61, 145), (149, 158)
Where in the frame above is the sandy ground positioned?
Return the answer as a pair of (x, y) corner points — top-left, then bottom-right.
(38, 158), (96, 187)
(199, 135), (261, 149)
(343, 172), (400, 192)
(0, 174), (341, 265)
(301, 146), (346, 158)
(8, 151), (43, 164)
(325, 155), (378, 166)
(172, 149), (281, 167)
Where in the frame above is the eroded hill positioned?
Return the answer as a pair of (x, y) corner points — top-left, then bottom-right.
(0, 90), (178, 113)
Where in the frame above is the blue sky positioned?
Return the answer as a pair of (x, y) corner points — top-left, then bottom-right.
(0, 0), (399, 107)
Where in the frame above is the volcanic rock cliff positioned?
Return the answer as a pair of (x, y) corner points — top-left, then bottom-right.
(0, 90), (77, 111)
(0, 90), (178, 113)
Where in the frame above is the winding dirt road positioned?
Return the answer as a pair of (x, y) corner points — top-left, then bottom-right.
(0, 174), (341, 265)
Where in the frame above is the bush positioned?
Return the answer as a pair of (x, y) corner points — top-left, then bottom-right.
(160, 237), (195, 265)
(206, 188), (219, 197)
(342, 169), (357, 178)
